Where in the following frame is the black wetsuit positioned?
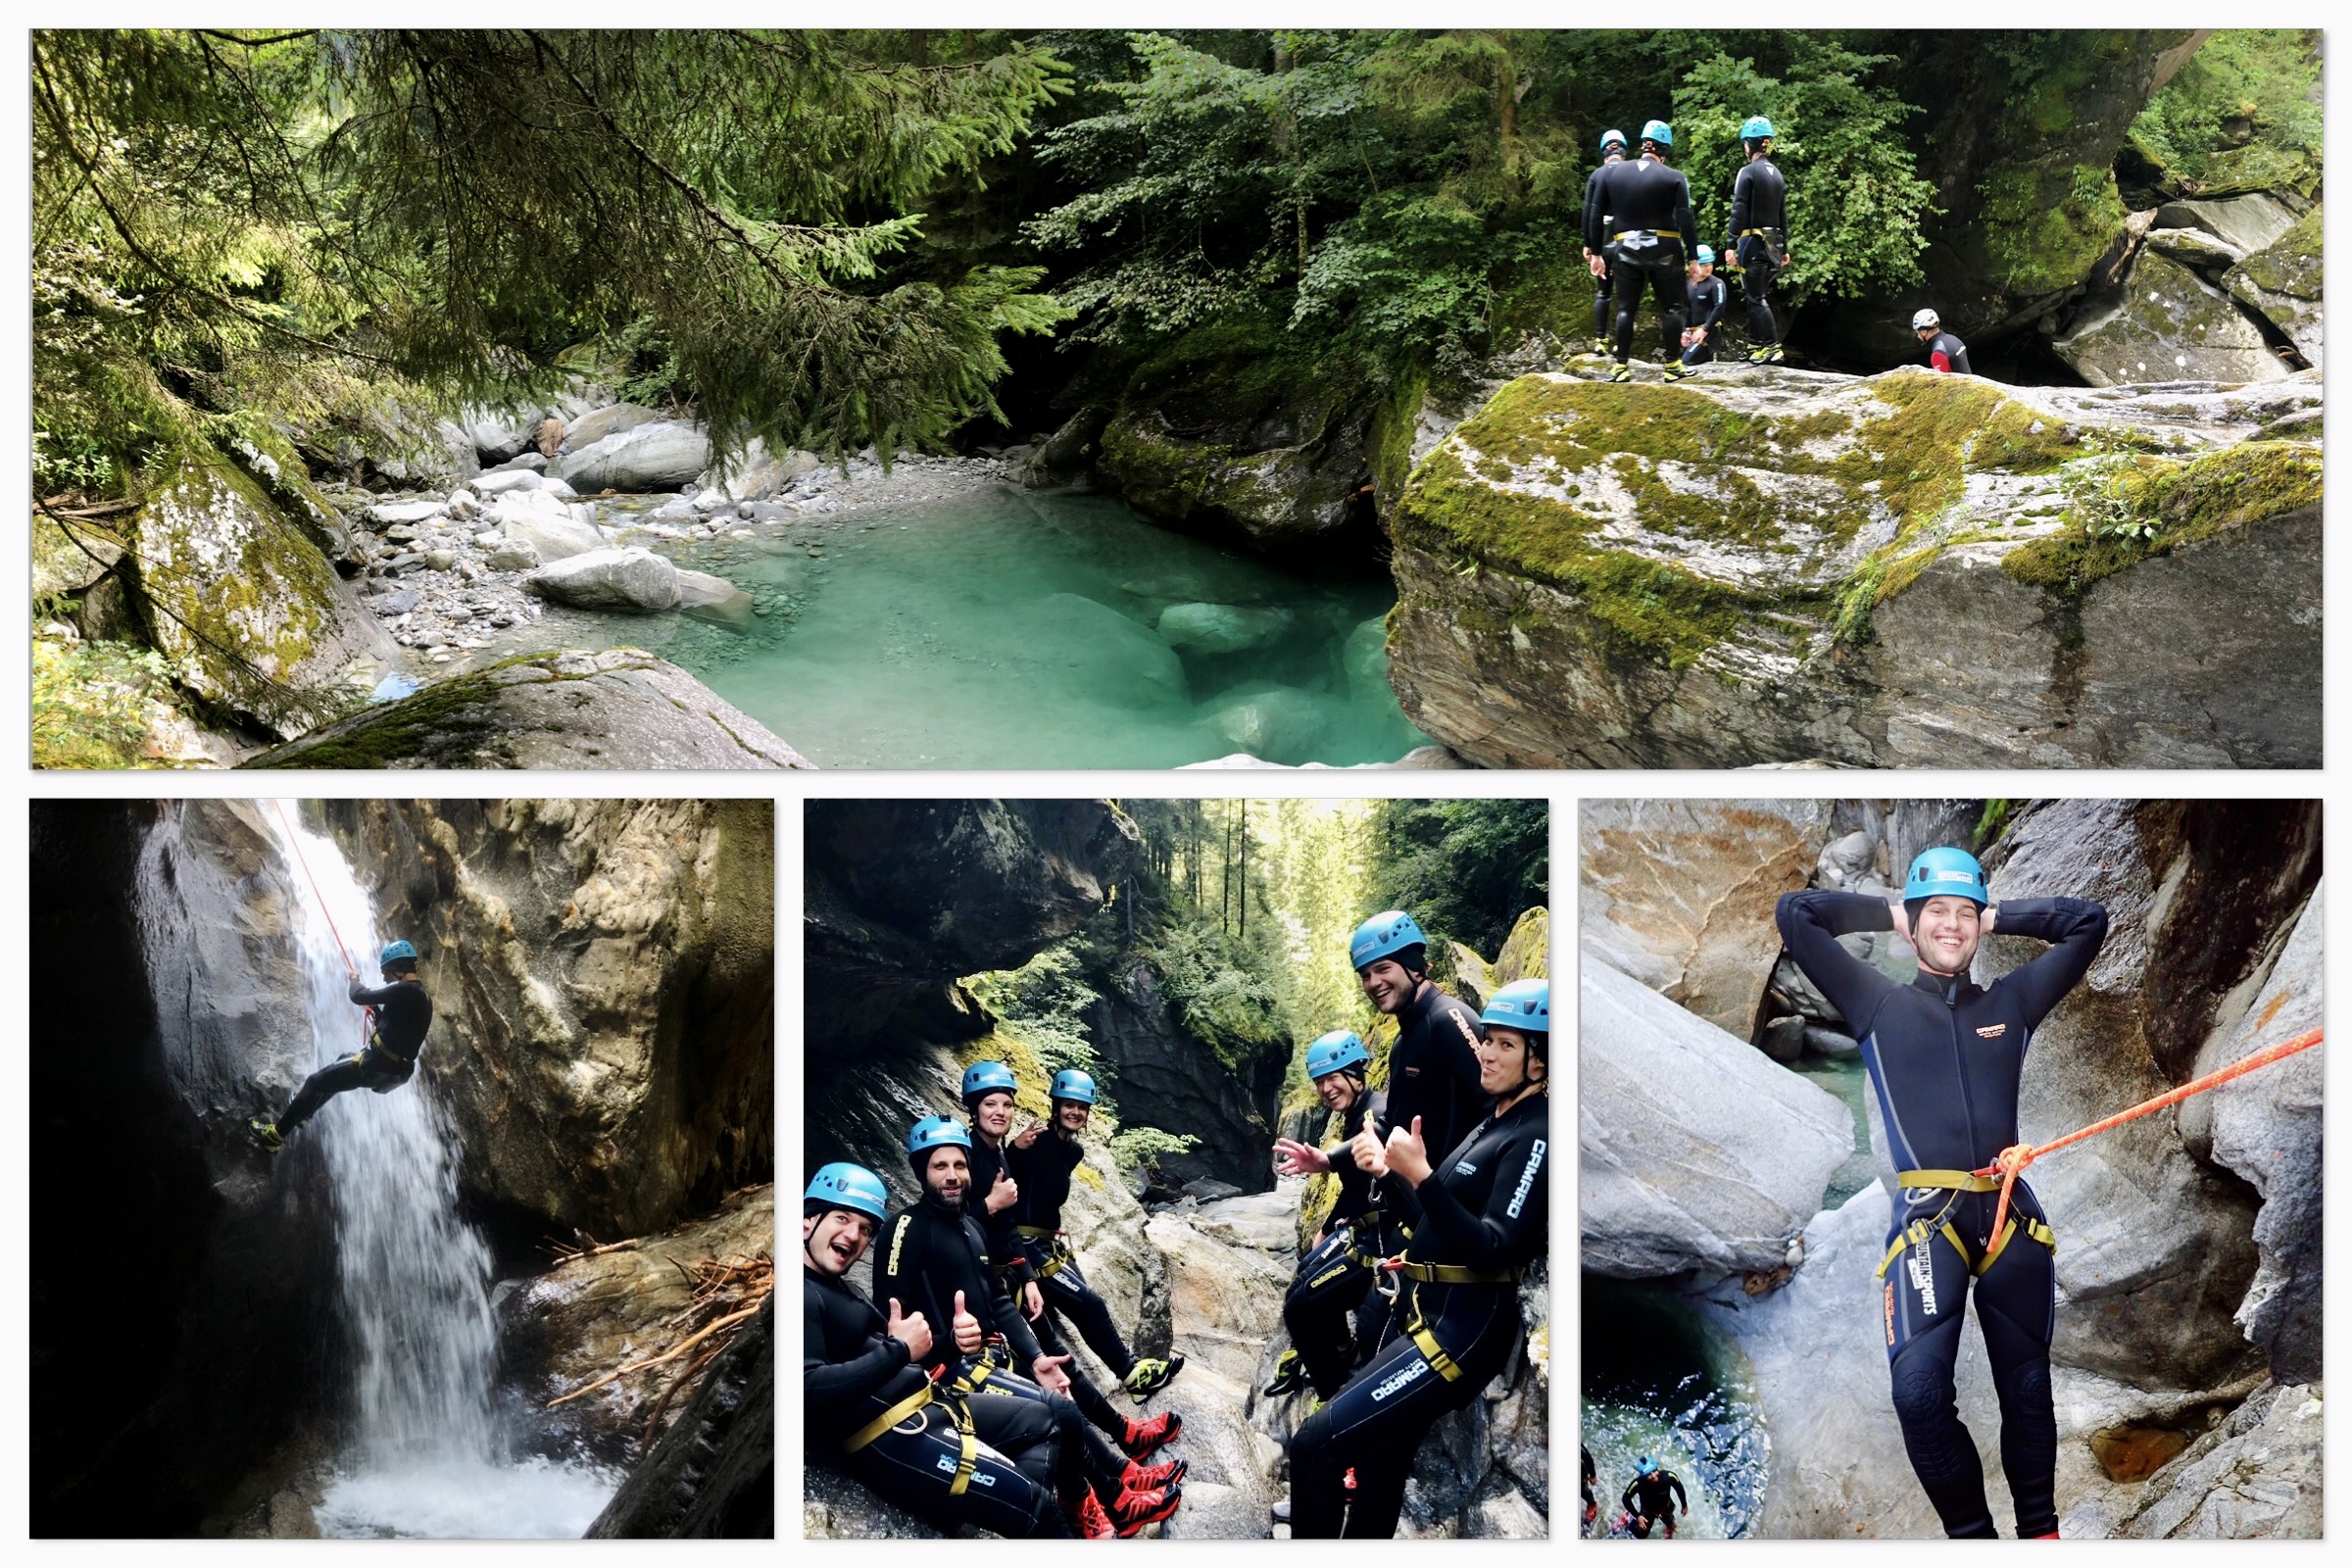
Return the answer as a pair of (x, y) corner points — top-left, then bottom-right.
(1009, 1132), (1138, 1380)
(874, 1196), (1130, 1503)
(805, 1261), (1068, 1537)
(1582, 155), (1623, 341)
(277, 976), (429, 1135)
(1290, 1090), (1548, 1538)
(1683, 274), (1728, 366)
(1728, 156), (1788, 346)
(1925, 330), (1973, 375)
(1595, 155), (1697, 363)
(1379, 983), (1487, 1228)
(1622, 1468), (1689, 1538)
(1777, 890), (2109, 1540)
(1581, 1446), (1598, 1529)
(970, 1134), (1125, 1443)
(1284, 1087), (1394, 1398)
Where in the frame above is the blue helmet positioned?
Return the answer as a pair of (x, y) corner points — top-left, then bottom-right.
(1641, 119), (1673, 148)
(961, 1060), (1018, 1105)
(1740, 115), (1776, 141)
(1693, 245), (1716, 266)
(805, 1161), (889, 1223)
(1637, 1455), (1660, 1476)
(1349, 910), (1427, 971)
(1305, 1030), (1371, 1080)
(1905, 846), (1988, 907)
(1482, 979), (1549, 1034)
(906, 1114), (972, 1160)
(1599, 127), (1627, 153)
(380, 939), (418, 967)
(1050, 1068), (1098, 1106)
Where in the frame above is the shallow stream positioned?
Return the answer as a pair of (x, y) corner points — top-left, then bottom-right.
(1580, 1277), (1768, 1540)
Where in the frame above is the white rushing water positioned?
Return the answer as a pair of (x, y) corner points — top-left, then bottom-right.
(265, 804), (618, 1538)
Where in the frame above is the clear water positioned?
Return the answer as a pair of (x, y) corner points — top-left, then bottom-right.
(265, 805), (618, 1538)
(1789, 1053), (1877, 1207)
(620, 487), (1431, 767)
(1581, 1277), (1768, 1540)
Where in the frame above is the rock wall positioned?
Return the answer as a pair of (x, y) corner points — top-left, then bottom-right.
(325, 799), (775, 1239)
(586, 1298), (774, 1540)
(1388, 367), (2322, 769)
(1082, 954), (1286, 1193)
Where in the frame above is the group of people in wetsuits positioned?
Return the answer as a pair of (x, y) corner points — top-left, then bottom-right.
(804, 906), (1549, 1540)
(1581, 116), (1972, 379)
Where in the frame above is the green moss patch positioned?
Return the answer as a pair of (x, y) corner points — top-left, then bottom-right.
(2002, 441), (2322, 600)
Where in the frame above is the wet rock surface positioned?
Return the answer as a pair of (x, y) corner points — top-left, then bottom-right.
(586, 1297), (773, 1539)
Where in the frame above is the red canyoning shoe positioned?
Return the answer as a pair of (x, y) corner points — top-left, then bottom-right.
(1067, 1491), (1117, 1540)
(1120, 1408), (1182, 1458)
(1121, 1454), (1188, 1490)
(1105, 1482), (1183, 1536)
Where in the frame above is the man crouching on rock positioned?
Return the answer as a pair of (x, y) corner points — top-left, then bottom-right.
(1777, 848), (2107, 1539)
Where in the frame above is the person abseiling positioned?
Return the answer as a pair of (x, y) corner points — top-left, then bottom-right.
(1345, 911), (1485, 1227)
(877, 1115), (1184, 1537)
(962, 1062), (1181, 1466)
(1777, 849), (2109, 1540)
(1595, 120), (1698, 382)
(1668, 246), (1727, 381)
(1284, 978), (1549, 1538)
(1621, 1455), (1689, 1539)
(1009, 1068), (1187, 1402)
(1913, 308), (1973, 374)
(1727, 117), (1790, 363)
(1581, 128), (1629, 356)
(252, 939), (431, 1151)
(804, 1161), (1071, 1538)
(1264, 1029), (1395, 1402)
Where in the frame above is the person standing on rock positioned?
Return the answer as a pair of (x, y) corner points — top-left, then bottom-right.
(1010, 1068), (1188, 1401)
(1912, 308), (1974, 374)
(1669, 247), (1728, 381)
(1726, 117), (1791, 364)
(1582, 129), (1630, 356)
(1595, 121), (1698, 382)
(1345, 911), (1486, 1238)
(250, 940), (429, 1152)
(1620, 1455), (1689, 1538)
(1285, 979), (1549, 1538)
(1265, 1030), (1395, 1403)
(803, 1161), (1070, 1538)
(1777, 848), (2108, 1540)
(963, 1063), (1181, 1470)
(877, 1116), (1185, 1537)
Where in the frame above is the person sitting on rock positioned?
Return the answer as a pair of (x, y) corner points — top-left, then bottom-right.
(1284, 979), (1549, 1538)
(878, 1115), (1183, 1537)
(1913, 308), (1973, 374)
(1621, 1455), (1689, 1538)
(1009, 1069), (1188, 1401)
(1668, 247), (1728, 381)
(251, 940), (430, 1152)
(803, 1161), (1069, 1538)
(1265, 1029), (1396, 1403)
(1345, 911), (1487, 1234)
(962, 1062), (1181, 1467)
(1778, 849), (2108, 1540)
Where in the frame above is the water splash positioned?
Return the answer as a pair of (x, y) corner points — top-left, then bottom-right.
(265, 804), (616, 1537)
(1582, 1277), (1768, 1539)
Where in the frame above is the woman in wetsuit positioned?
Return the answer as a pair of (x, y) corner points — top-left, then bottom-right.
(1265, 1029), (1395, 1401)
(1286, 979), (1550, 1538)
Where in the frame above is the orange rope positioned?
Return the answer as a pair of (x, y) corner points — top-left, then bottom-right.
(271, 800), (359, 980)
(1978, 1026), (2321, 1246)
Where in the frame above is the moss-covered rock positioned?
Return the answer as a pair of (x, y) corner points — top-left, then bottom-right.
(2224, 202), (2323, 364)
(1385, 363), (2322, 768)
(2053, 248), (2292, 386)
(127, 443), (395, 737)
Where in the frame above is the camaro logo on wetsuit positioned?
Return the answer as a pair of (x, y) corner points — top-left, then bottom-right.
(886, 1216), (910, 1277)
(1906, 1240), (1939, 1315)
(1885, 1282), (1896, 1346)
(1308, 1264), (1351, 1289)
(1369, 1359), (1430, 1402)
(1975, 1023), (2009, 1039)
(1455, 1160), (1478, 1175)
(1507, 1140), (1547, 1219)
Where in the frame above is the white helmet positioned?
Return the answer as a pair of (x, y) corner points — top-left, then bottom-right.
(1911, 308), (1940, 331)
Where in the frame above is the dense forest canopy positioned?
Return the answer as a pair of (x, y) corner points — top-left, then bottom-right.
(33, 26), (2319, 501)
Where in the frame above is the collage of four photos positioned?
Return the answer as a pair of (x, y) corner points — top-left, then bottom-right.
(16, 21), (2327, 1545)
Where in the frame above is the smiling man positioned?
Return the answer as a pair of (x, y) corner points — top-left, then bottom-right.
(1267, 1029), (1396, 1401)
(1777, 847), (2108, 1540)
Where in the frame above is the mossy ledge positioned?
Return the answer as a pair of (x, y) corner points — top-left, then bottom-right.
(241, 652), (571, 768)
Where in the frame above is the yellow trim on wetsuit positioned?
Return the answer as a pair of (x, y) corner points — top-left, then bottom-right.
(1389, 1260), (1523, 1287)
(1402, 1292), (1463, 1383)
(1898, 1169), (2000, 1193)
(1018, 1226), (1073, 1281)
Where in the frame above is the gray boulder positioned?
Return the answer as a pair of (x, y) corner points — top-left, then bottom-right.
(490, 488), (606, 564)
(2053, 249), (2290, 386)
(1580, 958), (1852, 1278)
(1203, 684), (1327, 761)
(366, 499), (447, 526)
(2096, 1381), (2322, 1540)
(487, 540), (542, 572)
(560, 403), (662, 454)
(470, 467), (544, 497)
(245, 649), (815, 769)
(1156, 602), (1297, 655)
(462, 404), (548, 463)
(559, 420), (712, 492)
(2222, 204), (2323, 365)
(696, 437), (820, 502)
(2153, 193), (2302, 257)
(523, 548), (683, 612)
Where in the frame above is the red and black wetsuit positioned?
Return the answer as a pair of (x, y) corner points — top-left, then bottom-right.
(1926, 330), (1973, 375)
(1776, 890), (2108, 1539)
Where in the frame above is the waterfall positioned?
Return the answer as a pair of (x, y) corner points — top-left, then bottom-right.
(264, 804), (617, 1538)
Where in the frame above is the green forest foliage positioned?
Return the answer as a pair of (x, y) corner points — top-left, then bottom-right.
(1367, 799), (1549, 961)
(2131, 29), (2323, 191)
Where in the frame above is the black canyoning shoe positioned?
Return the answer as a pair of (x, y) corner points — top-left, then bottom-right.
(1747, 342), (1785, 364)
(1262, 1348), (1306, 1398)
(1591, 336), (1612, 357)
(250, 1119), (284, 1153)
(1608, 363), (1634, 383)
(1124, 1353), (1185, 1399)
(1663, 360), (1696, 381)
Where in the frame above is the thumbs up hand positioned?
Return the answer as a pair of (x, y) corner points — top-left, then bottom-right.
(885, 1297), (932, 1360)
(1385, 1115), (1432, 1186)
(1348, 1126), (1389, 1177)
(986, 1166), (1020, 1213)
(952, 1289), (983, 1354)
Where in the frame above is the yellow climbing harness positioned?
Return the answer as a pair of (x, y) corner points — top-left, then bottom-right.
(1875, 1170), (2056, 1281)
(841, 1382), (981, 1495)
(1017, 1225), (1073, 1282)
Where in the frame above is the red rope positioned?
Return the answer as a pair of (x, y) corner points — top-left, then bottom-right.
(271, 800), (359, 980)
(1978, 1026), (2322, 1245)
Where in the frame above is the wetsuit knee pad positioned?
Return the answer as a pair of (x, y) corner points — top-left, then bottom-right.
(1886, 1328), (1965, 1430)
